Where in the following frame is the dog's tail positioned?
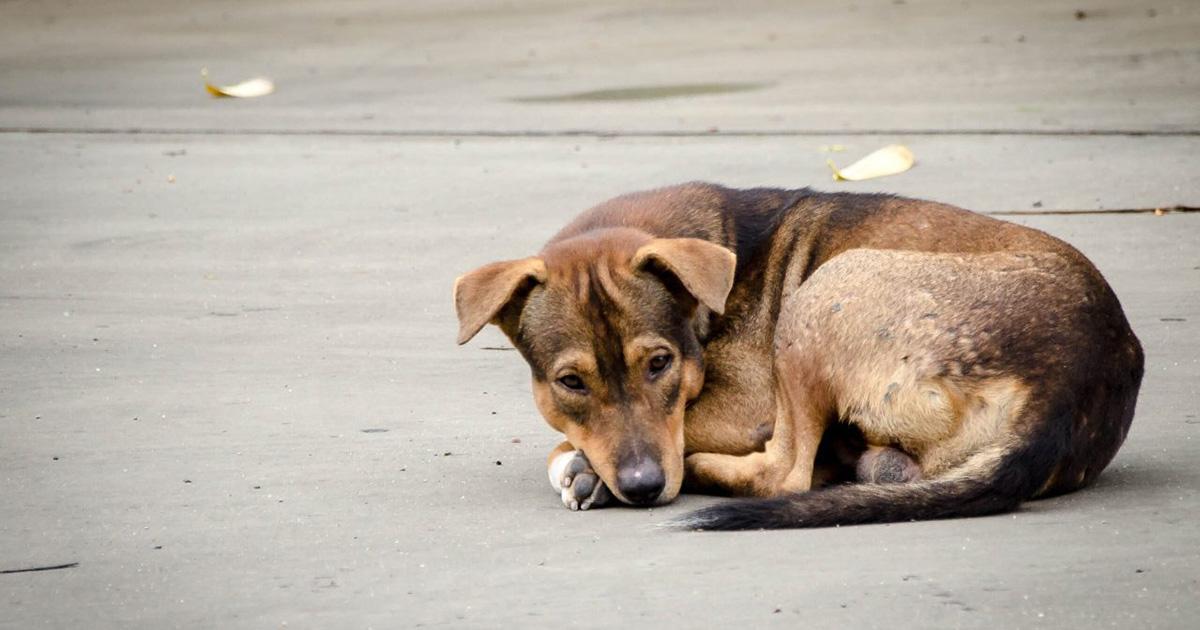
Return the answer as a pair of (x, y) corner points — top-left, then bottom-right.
(670, 399), (1074, 531)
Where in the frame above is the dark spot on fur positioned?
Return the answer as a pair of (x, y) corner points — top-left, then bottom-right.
(883, 382), (899, 404)
(751, 421), (774, 448)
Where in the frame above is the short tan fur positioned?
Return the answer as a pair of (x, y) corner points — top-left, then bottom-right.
(455, 183), (1143, 529)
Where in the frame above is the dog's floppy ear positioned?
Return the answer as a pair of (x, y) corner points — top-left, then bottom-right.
(453, 257), (547, 345)
(632, 238), (737, 315)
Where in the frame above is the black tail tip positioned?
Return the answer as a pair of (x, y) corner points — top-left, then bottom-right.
(664, 498), (792, 532)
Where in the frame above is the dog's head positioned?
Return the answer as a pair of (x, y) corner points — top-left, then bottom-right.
(454, 228), (736, 505)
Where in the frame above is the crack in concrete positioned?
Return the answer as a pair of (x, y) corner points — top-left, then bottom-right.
(987, 206), (1198, 216)
(0, 562), (79, 575)
(2, 127), (1198, 138)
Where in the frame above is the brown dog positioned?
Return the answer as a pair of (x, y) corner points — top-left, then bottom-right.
(454, 183), (1143, 529)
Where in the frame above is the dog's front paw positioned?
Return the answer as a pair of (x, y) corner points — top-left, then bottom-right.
(549, 450), (611, 511)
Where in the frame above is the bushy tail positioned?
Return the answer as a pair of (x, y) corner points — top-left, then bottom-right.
(672, 402), (1071, 531)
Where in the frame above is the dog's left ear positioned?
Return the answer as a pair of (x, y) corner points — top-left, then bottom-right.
(453, 257), (547, 345)
(632, 238), (737, 315)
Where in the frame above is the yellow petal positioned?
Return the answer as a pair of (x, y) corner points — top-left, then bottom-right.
(828, 144), (914, 181)
(201, 68), (275, 98)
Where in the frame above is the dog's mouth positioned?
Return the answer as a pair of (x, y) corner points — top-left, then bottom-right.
(611, 486), (673, 507)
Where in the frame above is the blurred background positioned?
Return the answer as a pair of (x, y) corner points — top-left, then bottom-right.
(3, 0), (1197, 134)
(2, 2), (1198, 629)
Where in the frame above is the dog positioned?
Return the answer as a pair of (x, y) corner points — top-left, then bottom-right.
(453, 183), (1143, 530)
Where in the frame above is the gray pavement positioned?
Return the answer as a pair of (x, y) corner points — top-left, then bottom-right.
(1, 1), (1198, 628)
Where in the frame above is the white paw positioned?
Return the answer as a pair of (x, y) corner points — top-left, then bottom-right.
(549, 450), (611, 511)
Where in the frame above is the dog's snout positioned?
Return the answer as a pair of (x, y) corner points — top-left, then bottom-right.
(616, 458), (666, 505)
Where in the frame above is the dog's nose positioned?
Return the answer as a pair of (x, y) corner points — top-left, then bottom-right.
(615, 459), (666, 505)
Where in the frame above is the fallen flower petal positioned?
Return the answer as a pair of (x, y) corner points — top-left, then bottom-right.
(201, 68), (275, 98)
(828, 144), (915, 181)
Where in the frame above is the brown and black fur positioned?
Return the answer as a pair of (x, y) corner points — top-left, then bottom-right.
(454, 182), (1144, 530)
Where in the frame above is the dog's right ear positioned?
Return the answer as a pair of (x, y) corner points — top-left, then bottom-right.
(453, 257), (547, 345)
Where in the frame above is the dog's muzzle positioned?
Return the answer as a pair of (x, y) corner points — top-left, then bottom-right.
(615, 457), (666, 505)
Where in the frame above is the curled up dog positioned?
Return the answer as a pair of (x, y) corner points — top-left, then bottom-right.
(453, 183), (1144, 530)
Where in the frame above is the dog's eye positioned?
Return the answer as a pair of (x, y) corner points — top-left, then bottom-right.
(647, 353), (673, 378)
(557, 374), (586, 392)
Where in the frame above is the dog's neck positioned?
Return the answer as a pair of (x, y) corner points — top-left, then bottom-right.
(544, 184), (823, 352)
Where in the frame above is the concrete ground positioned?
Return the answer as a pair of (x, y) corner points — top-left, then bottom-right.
(1, 1), (1198, 628)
